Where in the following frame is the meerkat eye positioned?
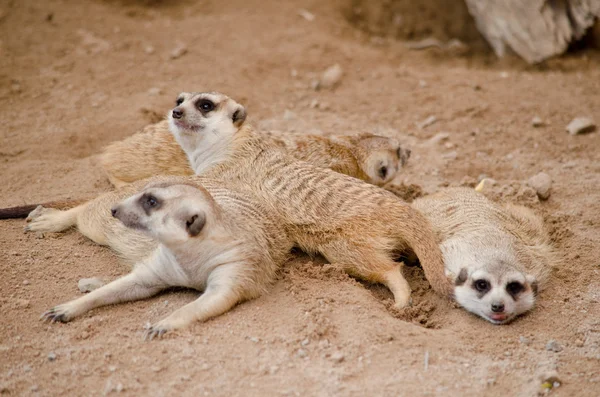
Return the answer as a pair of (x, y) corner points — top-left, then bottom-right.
(146, 196), (158, 207)
(474, 279), (490, 292)
(175, 97), (184, 106)
(378, 166), (388, 179)
(196, 99), (215, 112)
(506, 282), (524, 296)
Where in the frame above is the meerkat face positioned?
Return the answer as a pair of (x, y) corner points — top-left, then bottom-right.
(111, 183), (216, 246)
(358, 135), (411, 185)
(168, 91), (247, 138)
(453, 265), (538, 325)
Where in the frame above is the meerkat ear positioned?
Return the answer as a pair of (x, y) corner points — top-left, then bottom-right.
(231, 104), (247, 127)
(184, 212), (206, 237)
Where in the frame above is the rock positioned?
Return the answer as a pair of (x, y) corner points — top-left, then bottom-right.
(147, 87), (162, 96)
(519, 336), (531, 345)
(144, 45), (155, 54)
(309, 99), (319, 109)
(297, 9), (315, 22)
(545, 340), (563, 352)
(416, 115), (437, 129)
(47, 352), (56, 362)
(527, 172), (552, 200)
(296, 348), (308, 358)
(442, 151), (458, 161)
(14, 299), (30, 309)
(531, 116), (544, 127)
(170, 43), (188, 59)
(320, 64), (343, 89)
(301, 338), (310, 346)
(22, 280), (30, 285)
(429, 132), (449, 144)
(78, 277), (105, 293)
(330, 351), (345, 363)
(566, 117), (596, 135)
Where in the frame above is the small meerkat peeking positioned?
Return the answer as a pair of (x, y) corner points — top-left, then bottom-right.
(41, 181), (293, 338)
(411, 188), (554, 324)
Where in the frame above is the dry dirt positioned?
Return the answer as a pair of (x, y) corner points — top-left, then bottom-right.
(1, 0), (600, 396)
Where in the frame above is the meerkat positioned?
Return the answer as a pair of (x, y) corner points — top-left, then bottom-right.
(100, 120), (410, 188)
(42, 179), (294, 338)
(411, 187), (554, 324)
(19, 91), (453, 306)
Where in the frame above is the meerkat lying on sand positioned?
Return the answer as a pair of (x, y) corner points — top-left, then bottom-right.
(411, 188), (554, 324)
(19, 91), (453, 307)
(42, 179), (293, 338)
(101, 120), (410, 188)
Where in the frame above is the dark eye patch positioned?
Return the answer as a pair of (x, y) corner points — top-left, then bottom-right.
(176, 97), (184, 106)
(378, 166), (388, 179)
(472, 279), (491, 297)
(506, 281), (524, 300)
(139, 193), (161, 215)
(196, 99), (215, 113)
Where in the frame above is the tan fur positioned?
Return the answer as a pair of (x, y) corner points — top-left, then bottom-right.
(41, 180), (293, 337)
(25, 92), (453, 306)
(412, 187), (554, 323)
(101, 120), (408, 188)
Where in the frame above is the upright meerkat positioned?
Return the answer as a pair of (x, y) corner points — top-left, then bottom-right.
(100, 120), (410, 188)
(411, 188), (554, 324)
(22, 91), (453, 306)
(42, 180), (294, 337)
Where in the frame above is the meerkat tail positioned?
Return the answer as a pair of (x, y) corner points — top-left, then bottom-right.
(0, 198), (90, 219)
(395, 205), (453, 297)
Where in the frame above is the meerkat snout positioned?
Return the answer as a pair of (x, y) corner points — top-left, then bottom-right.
(172, 108), (184, 119)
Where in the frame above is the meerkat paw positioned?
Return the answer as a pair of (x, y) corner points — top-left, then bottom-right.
(41, 303), (76, 323)
(25, 206), (73, 233)
(144, 320), (173, 341)
(393, 296), (413, 310)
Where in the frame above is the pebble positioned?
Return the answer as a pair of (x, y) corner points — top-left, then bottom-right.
(22, 280), (30, 285)
(47, 352), (56, 361)
(301, 338), (310, 346)
(14, 299), (30, 309)
(297, 9), (315, 22)
(545, 340), (563, 352)
(330, 351), (345, 363)
(519, 336), (531, 345)
(429, 132), (449, 144)
(30, 385), (39, 392)
(531, 116), (544, 127)
(170, 43), (188, 59)
(249, 337), (259, 343)
(566, 117), (596, 135)
(442, 151), (458, 161)
(78, 277), (105, 293)
(527, 172), (552, 200)
(417, 115), (437, 129)
(144, 45), (155, 54)
(296, 348), (308, 358)
(320, 64), (343, 89)
(148, 87), (162, 96)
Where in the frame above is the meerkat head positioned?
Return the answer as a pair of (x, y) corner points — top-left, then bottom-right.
(453, 259), (538, 325)
(355, 133), (411, 186)
(168, 91), (247, 140)
(111, 182), (219, 246)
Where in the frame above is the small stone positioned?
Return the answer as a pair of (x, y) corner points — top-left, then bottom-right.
(418, 80), (428, 88)
(310, 79), (320, 90)
(296, 348), (308, 358)
(519, 336), (531, 345)
(429, 132), (449, 144)
(330, 352), (345, 363)
(297, 9), (315, 22)
(442, 151), (458, 161)
(575, 339), (584, 347)
(566, 117), (596, 135)
(290, 69), (298, 78)
(320, 64), (343, 89)
(148, 87), (162, 96)
(545, 340), (563, 352)
(170, 43), (187, 59)
(249, 337), (259, 343)
(417, 115), (437, 129)
(527, 172), (552, 200)
(144, 45), (155, 54)
(14, 299), (30, 309)
(151, 366), (162, 372)
(30, 385), (39, 392)
(115, 383), (124, 392)
(301, 338), (310, 346)
(532, 116), (544, 127)
(309, 99), (319, 109)
(78, 278), (105, 293)
(47, 352), (56, 361)
(22, 280), (30, 285)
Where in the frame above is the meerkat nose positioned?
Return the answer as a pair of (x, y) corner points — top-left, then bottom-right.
(172, 108), (184, 119)
(491, 302), (505, 313)
(111, 207), (119, 218)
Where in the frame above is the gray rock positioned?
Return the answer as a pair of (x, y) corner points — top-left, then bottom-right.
(47, 352), (56, 361)
(330, 351), (345, 363)
(527, 172), (552, 200)
(566, 117), (596, 135)
(545, 340), (563, 352)
(531, 116), (544, 127)
(78, 277), (105, 293)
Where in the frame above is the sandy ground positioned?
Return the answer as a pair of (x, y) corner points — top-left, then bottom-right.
(1, 0), (600, 396)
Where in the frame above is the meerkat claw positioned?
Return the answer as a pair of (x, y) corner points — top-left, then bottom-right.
(41, 307), (69, 323)
(144, 325), (169, 341)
